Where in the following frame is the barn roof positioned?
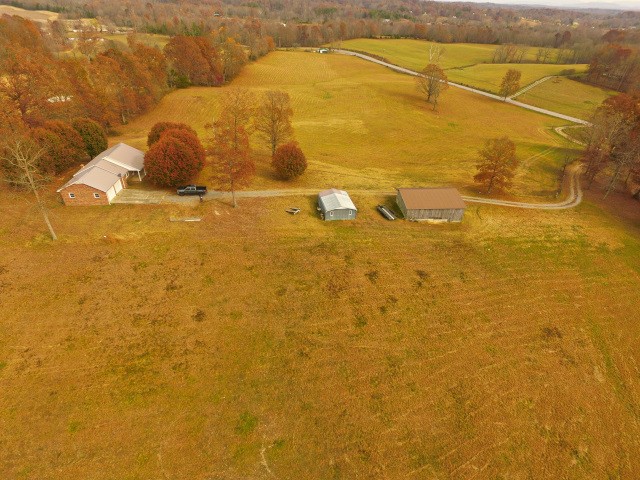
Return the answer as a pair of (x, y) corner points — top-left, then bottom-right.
(398, 188), (466, 210)
(57, 167), (120, 193)
(318, 188), (357, 211)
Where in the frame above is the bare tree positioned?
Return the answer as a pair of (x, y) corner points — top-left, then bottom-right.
(1, 138), (57, 240)
(416, 64), (448, 110)
(254, 90), (294, 155)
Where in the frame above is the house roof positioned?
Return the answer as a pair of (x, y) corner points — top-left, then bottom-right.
(57, 167), (120, 193)
(318, 188), (357, 211)
(398, 188), (466, 210)
(75, 143), (144, 176)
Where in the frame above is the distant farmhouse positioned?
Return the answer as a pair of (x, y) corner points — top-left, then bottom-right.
(57, 143), (145, 206)
(318, 188), (357, 221)
(396, 188), (466, 222)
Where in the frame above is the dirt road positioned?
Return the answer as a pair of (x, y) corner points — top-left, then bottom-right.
(334, 50), (592, 126)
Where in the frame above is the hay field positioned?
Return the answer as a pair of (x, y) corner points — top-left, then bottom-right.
(339, 39), (588, 94)
(339, 39), (566, 70)
(0, 5), (58, 22)
(517, 77), (615, 121)
(102, 33), (170, 49)
(1, 180), (640, 478)
(113, 51), (578, 200)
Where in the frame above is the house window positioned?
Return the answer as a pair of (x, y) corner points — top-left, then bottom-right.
(93, 193), (101, 199)
(68, 193), (75, 199)
(330, 211), (334, 217)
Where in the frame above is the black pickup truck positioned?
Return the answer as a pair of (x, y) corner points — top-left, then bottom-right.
(177, 185), (207, 196)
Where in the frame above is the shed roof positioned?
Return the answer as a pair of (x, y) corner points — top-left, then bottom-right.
(318, 188), (357, 211)
(398, 188), (466, 210)
(57, 167), (120, 193)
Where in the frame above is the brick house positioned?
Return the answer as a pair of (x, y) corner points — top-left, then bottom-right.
(57, 143), (145, 206)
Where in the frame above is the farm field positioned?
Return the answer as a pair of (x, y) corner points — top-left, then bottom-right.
(339, 39), (588, 94)
(0, 5), (58, 22)
(1, 180), (639, 478)
(101, 33), (170, 49)
(113, 51), (579, 200)
(517, 77), (615, 121)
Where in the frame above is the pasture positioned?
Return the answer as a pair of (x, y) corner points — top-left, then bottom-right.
(0, 5), (58, 22)
(517, 77), (615, 121)
(2, 45), (640, 480)
(339, 39), (588, 94)
(113, 51), (579, 200)
(0, 177), (639, 478)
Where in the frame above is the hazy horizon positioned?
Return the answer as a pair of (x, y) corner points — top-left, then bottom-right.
(437, 0), (640, 8)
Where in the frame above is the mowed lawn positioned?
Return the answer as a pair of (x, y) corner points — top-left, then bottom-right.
(113, 51), (578, 200)
(517, 77), (615, 121)
(340, 39), (588, 94)
(1, 183), (640, 479)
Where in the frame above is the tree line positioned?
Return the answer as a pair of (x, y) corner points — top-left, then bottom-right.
(0, 15), (271, 177)
(582, 92), (640, 200)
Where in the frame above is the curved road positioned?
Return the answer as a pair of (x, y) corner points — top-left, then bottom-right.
(334, 49), (592, 126)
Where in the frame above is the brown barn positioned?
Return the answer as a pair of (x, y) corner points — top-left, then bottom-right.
(396, 187), (466, 222)
(57, 143), (144, 206)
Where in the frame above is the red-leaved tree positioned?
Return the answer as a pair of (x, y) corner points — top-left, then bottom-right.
(144, 135), (205, 187)
(147, 122), (197, 147)
(272, 142), (307, 180)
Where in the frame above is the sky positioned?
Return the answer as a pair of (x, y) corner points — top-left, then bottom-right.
(437, 0), (640, 8)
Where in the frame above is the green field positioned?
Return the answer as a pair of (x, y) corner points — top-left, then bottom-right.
(113, 51), (578, 200)
(517, 77), (615, 121)
(339, 39), (588, 94)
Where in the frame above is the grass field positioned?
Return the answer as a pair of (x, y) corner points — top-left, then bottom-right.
(0, 5), (58, 22)
(1, 179), (639, 478)
(2, 47), (640, 479)
(339, 39), (588, 94)
(113, 51), (579, 200)
(101, 33), (170, 49)
(517, 77), (615, 121)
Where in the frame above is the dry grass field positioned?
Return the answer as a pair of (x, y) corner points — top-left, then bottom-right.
(113, 51), (578, 201)
(339, 39), (588, 94)
(1, 179), (639, 479)
(0, 5), (59, 22)
(517, 77), (615, 121)
(3, 48), (640, 480)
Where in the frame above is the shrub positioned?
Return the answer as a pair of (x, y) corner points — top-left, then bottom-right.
(144, 135), (205, 187)
(31, 120), (88, 174)
(71, 117), (108, 158)
(147, 122), (197, 147)
(160, 128), (206, 166)
(271, 142), (307, 180)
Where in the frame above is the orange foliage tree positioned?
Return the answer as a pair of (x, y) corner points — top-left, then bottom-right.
(272, 142), (307, 180)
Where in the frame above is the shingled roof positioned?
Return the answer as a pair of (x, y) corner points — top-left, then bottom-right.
(75, 143), (144, 176)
